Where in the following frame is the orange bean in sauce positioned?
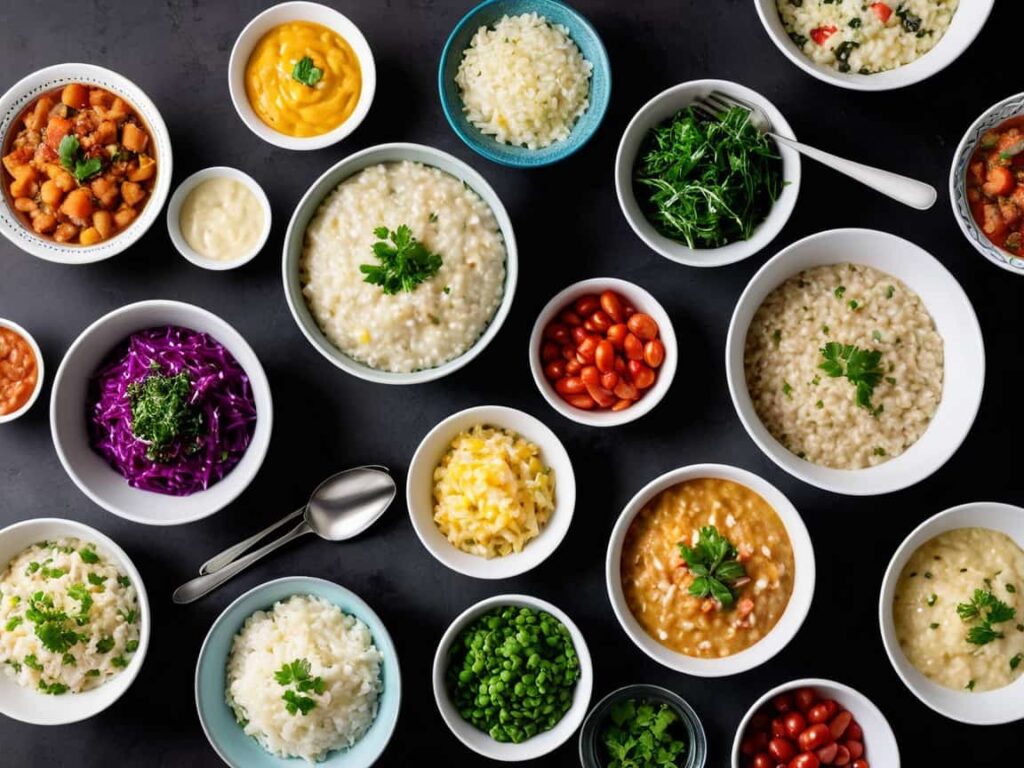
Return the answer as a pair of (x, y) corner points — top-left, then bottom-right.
(0, 327), (38, 416)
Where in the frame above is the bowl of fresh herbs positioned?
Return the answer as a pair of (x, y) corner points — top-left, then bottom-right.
(578, 684), (706, 768)
(615, 79), (800, 268)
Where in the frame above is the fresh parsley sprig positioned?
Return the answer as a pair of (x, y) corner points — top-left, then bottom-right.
(818, 342), (884, 411)
(602, 699), (687, 768)
(291, 56), (323, 87)
(677, 526), (747, 607)
(957, 588), (1016, 646)
(57, 134), (103, 183)
(360, 225), (443, 295)
(275, 658), (325, 716)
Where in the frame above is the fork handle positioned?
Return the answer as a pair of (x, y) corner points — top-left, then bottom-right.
(771, 134), (937, 211)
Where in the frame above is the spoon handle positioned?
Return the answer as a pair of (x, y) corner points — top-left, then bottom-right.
(199, 505), (306, 575)
(172, 520), (312, 604)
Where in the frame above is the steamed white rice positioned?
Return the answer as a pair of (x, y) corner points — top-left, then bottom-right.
(226, 595), (383, 763)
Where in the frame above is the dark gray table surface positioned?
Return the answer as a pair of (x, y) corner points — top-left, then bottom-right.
(1, 1), (1020, 766)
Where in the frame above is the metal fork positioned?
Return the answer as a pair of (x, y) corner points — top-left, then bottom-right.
(693, 91), (937, 211)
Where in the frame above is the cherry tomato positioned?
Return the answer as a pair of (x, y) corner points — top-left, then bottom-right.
(815, 743), (838, 764)
(614, 357), (627, 375)
(793, 688), (817, 712)
(752, 753), (773, 768)
(783, 711), (806, 739)
(600, 290), (625, 323)
(543, 361), (565, 380)
(541, 342), (560, 362)
(768, 738), (797, 762)
(851, 761), (869, 768)
(807, 701), (837, 724)
(809, 25), (837, 45)
(844, 740), (863, 759)
(627, 312), (659, 340)
(595, 340), (616, 373)
(798, 724), (832, 752)
(788, 753), (820, 768)
(644, 339), (666, 368)
(574, 295), (600, 316)
(829, 711), (852, 741)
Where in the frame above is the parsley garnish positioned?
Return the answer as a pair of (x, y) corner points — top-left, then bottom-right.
(38, 680), (69, 695)
(5, 616), (23, 631)
(291, 56), (323, 87)
(67, 583), (93, 617)
(96, 636), (115, 654)
(79, 548), (100, 564)
(87, 573), (106, 589)
(117, 575), (131, 588)
(677, 526), (747, 607)
(283, 688), (317, 716)
(127, 372), (204, 462)
(23, 654), (43, 671)
(25, 592), (82, 654)
(118, 609), (137, 624)
(360, 225), (443, 295)
(965, 679), (976, 691)
(57, 134), (103, 183)
(818, 342), (884, 410)
(601, 699), (687, 768)
(275, 658), (325, 715)
(111, 655), (128, 668)
(1011, 653), (1023, 671)
(957, 588), (1016, 646)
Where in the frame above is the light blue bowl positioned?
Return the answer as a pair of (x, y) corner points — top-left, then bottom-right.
(950, 90), (1024, 275)
(438, 0), (611, 168)
(195, 577), (401, 768)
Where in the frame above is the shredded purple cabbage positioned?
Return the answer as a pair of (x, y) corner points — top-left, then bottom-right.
(88, 325), (258, 496)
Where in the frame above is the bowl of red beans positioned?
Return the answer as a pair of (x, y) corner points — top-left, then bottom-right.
(732, 678), (899, 768)
(529, 278), (677, 427)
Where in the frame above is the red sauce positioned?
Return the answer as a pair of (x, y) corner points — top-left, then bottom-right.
(0, 326), (39, 416)
(966, 116), (1024, 258)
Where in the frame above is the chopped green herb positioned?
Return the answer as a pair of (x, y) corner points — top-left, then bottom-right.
(86, 669), (101, 678)
(96, 636), (115, 654)
(38, 680), (69, 695)
(782, 381), (793, 398)
(927, 594), (937, 607)
(771, 329), (782, 348)
(834, 286), (846, 299)
(23, 654), (42, 671)
(291, 56), (323, 87)
(25, 562), (41, 576)
(818, 342), (884, 410)
(848, 300), (859, 310)
(62, 652), (76, 666)
(677, 526), (747, 608)
(117, 575), (131, 588)
(929, 622), (939, 629)
(58, 134), (104, 183)
(815, 400), (824, 409)
(5, 616), (23, 631)
(360, 225), (443, 295)
(79, 548), (100, 564)
(67, 583), (93, 616)
(127, 372), (204, 462)
(965, 679), (976, 691)
(1011, 653), (1023, 671)
(111, 655), (128, 668)
(885, 285), (895, 299)
(126, 639), (139, 653)
(872, 330), (883, 342)
(873, 446), (887, 457)
(282, 688), (317, 716)
(118, 609), (137, 624)
(87, 573), (106, 588)
(601, 698), (687, 768)
(957, 588), (1016, 646)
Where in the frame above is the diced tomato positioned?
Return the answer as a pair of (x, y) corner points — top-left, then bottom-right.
(870, 3), (893, 23)
(983, 166), (1015, 197)
(810, 25), (838, 45)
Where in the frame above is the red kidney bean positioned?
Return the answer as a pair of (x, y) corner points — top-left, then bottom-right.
(833, 744), (851, 766)
(541, 342), (560, 362)
(611, 399), (631, 411)
(544, 361), (565, 380)
(829, 711), (852, 741)
(614, 357), (627, 374)
(595, 340), (615, 373)
(580, 366), (600, 387)
(614, 380), (638, 400)
(788, 753), (820, 768)
(644, 339), (665, 368)
(600, 372), (618, 390)
(845, 722), (862, 742)
(555, 377), (585, 395)
(771, 718), (788, 739)
(571, 326), (590, 345)
(807, 701), (837, 724)
(561, 345), (576, 361)
(589, 310), (612, 332)
(844, 741), (863, 759)
(565, 359), (582, 375)
(544, 322), (570, 344)
(623, 333), (644, 361)
(815, 743), (838, 764)
(565, 393), (595, 409)
(584, 382), (615, 408)
(606, 323), (628, 348)
(752, 754), (773, 768)
(574, 295), (600, 316)
(798, 724), (832, 752)
(627, 312), (658, 340)
(783, 712), (806, 739)
(600, 290), (625, 322)
(769, 738), (797, 762)
(629, 360), (656, 389)
(559, 309), (582, 326)
(851, 760), (868, 768)
(577, 336), (597, 362)
(793, 688), (817, 712)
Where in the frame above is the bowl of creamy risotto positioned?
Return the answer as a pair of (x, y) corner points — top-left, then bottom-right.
(754, 0), (993, 91)
(727, 228), (984, 496)
(283, 143), (517, 384)
(606, 464), (814, 677)
(880, 502), (1024, 725)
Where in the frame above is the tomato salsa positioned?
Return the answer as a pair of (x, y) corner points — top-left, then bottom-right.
(2, 83), (157, 246)
(0, 326), (39, 416)
(966, 116), (1024, 258)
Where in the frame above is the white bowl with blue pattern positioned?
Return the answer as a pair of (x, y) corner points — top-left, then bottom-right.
(950, 91), (1024, 275)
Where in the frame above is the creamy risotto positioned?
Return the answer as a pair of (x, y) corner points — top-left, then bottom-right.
(455, 13), (592, 149)
(745, 263), (943, 469)
(0, 538), (141, 695)
(301, 161), (506, 373)
(894, 528), (1024, 693)
(226, 595), (383, 763)
(621, 478), (794, 658)
(777, 0), (958, 74)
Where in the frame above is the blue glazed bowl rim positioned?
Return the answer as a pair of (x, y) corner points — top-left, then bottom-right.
(437, 0), (611, 168)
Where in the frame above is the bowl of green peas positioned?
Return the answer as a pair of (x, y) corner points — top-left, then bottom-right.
(432, 594), (593, 761)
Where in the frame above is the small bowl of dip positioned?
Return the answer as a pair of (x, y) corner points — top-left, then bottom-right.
(167, 167), (271, 271)
(0, 318), (43, 424)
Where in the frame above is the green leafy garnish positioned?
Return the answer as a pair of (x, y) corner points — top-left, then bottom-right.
(25, 562), (41, 576)
(5, 616), (23, 631)
(274, 658), (312, 686)
(23, 654), (43, 671)
(601, 698), (687, 768)
(275, 658), (324, 714)
(1011, 653), (1023, 671)
(96, 636), (115, 654)
(927, 593), (937, 607)
(282, 688), (317, 716)
(126, 639), (139, 653)
(291, 56), (323, 87)
(87, 572), (107, 589)
(67, 583), (93, 616)
(57, 134), (103, 183)
(677, 526), (747, 608)
(360, 225), (443, 295)
(86, 669), (101, 678)
(957, 588), (1016, 646)
(79, 548), (100, 564)
(38, 680), (69, 695)
(127, 372), (204, 462)
(117, 575), (131, 588)
(818, 342), (884, 410)
(118, 609), (137, 624)
(25, 593), (81, 654)
(111, 655), (128, 668)
(965, 679), (976, 691)
(62, 652), (76, 666)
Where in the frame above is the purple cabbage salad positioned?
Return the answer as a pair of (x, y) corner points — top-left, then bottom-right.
(88, 325), (257, 496)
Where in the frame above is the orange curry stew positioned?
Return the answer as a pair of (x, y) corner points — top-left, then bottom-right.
(0, 327), (38, 416)
(2, 83), (157, 246)
(967, 116), (1024, 258)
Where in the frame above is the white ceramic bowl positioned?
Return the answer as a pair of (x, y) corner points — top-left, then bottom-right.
(0, 517), (150, 725)
(407, 405), (575, 579)
(282, 142), (518, 385)
(606, 463), (815, 677)
(432, 594), (593, 762)
(731, 678), (900, 767)
(228, 1), (376, 151)
(50, 300), (273, 526)
(879, 502), (1024, 725)
(528, 278), (677, 427)
(615, 79), (800, 268)
(950, 91), (1024, 275)
(0, 318), (44, 424)
(726, 228), (985, 496)
(753, 0), (993, 91)
(0, 63), (172, 264)
(166, 167), (272, 270)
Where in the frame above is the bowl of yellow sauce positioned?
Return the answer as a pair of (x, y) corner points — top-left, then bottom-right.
(229, 2), (375, 150)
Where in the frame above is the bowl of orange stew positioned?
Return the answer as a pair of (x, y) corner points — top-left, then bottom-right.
(0, 63), (172, 264)
(951, 91), (1024, 275)
(0, 318), (43, 424)
(606, 463), (814, 677)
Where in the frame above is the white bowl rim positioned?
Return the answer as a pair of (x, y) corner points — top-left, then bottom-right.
(948, 90), (1024, 276)
(0, 317), (44, 424)
(752, 0), (995, 92)
(165, 166), (272, 271)
(281, 141), (518, 385)
(227, 1), (377, 151)
(49, 299), (273, 526)
(615, 78), (801, 268)
(0, 516), (150, 725)
(605, 463), (815, 677)
(405, 404), (576, 579)
(527, 277), (678, 427)
(725, 227), (985, 496)
(878, 501), (1024, 725)
(0, 62), (173, 264)
(431, 593), (594, 762)
(729, 677), (901, 767)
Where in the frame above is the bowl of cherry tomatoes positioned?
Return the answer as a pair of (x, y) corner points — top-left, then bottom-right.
(529, 278), (677, 427)
(732, 678), (899, 768)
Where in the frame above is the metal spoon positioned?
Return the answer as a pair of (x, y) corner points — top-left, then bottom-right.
(172, 466), (396, 604)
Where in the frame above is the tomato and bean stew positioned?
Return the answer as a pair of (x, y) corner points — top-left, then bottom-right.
(540, 289), (666, 413)
(740, 687), (869, 768)
(2, 83), (157, 246)
(966, 116), (1024, 258)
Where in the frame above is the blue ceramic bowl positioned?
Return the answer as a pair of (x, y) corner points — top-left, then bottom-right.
(950, 91), (1024, 275)
(438, 0), (611, 167)
(195, 577), (401, 767)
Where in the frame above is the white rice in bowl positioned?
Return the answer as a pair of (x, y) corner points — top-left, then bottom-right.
(301, 161), (507, 373)
(0, 538), (141, 695)
(776, 0), (958, 74)
(744, 263), (943, 469)
(455, 12), (593, 149)
(226, 594), (383, 763)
